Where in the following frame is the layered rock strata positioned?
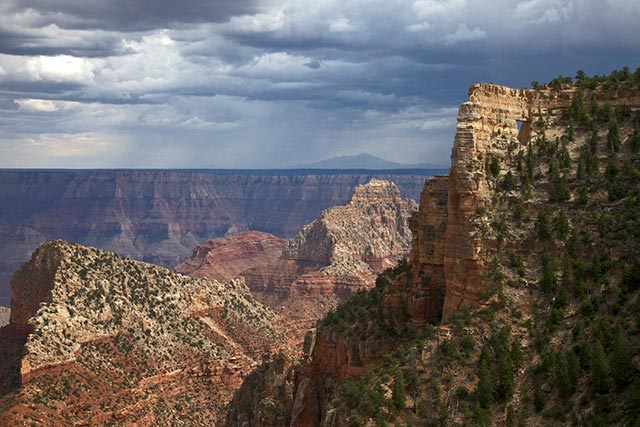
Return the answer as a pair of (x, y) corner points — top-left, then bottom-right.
(177, 179), (416, 339)
(400, 175), (449, 327)
(241, 179), (417, 334)
(442, 85), (531, 316)
(0, 171), (433, 300)
(0, 240), (290, 426)
(441, 83), (640, 316)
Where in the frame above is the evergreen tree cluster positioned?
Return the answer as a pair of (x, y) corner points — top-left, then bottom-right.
(532, 66), (640, 91)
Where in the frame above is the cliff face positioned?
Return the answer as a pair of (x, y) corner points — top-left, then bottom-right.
(442, 85), (531, 317)
(0, 171), (430, 301)
(284, 179), (416, 273)
(404, 175), (449, 327)
(0, 240), (290, 426)
(437, 83), (640, 317)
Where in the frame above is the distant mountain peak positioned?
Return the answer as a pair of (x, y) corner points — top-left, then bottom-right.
(296, 153), (445, 170)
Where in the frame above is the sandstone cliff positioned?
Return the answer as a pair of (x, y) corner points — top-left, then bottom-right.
(0, 171), (432, 301)
(0, 240), (290, 426)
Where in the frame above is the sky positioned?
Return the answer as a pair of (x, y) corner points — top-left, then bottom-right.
(0, 0), (639, 169)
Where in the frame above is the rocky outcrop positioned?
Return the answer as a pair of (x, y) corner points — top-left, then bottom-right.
(242, 179), (417, 335)
(401, 175), (449, 327)
(285, 179), (416, 273)
(444, 84), (640, 316)
(0, 240), (290, 426)
(442, 84), (532, 316)
(0, 307), (9, 327)
(175, 231), (286, 283)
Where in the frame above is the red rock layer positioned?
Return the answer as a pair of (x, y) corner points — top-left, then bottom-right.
(175, 231), (286, 283)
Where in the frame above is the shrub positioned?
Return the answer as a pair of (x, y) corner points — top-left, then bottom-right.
(488, 158), (501, 178)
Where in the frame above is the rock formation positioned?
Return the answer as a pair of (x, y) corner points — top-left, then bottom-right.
(0, 240), (290, 426)
(175, 231), (286, 283)
(241, 179), (417, 335)
(0, 171), (432, 301)
(441, 85), (531, 317)
(0, 307), (9, 327)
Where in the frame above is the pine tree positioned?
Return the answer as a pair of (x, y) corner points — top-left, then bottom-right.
(589, 128), (599, 153)
(610, 325), (635, 390)
(391, 370), (406, 411)
(502, 171), (515, 191)
(554, 212), (569, 240)
(591, 338), (608, 393)
(567, 122), (575, 141)
(577, 156), (585, 180)
(540, 251), (557, 294)
(536, 210), (551, 240)
(476, 346), (494, 408)
(555, 352), (573, 397)
(511, 338), (523, 370)
(607, 120), (621, 152)
(631, 125), (640, 153)
(471, 402), (491, 427)
(496, 355), (515, 400)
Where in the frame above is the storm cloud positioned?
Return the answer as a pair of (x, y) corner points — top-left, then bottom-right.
(0, 0), (639, 168)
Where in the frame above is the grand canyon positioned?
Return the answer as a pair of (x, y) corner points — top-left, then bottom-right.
(2, 71), (640, 427)
(0, 171), (434, 306)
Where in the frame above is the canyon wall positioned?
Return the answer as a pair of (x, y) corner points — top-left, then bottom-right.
(0, 170), (433, 302)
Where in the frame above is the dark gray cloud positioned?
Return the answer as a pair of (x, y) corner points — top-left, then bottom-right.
(7, 0), (261, 31)
(0, 0), (639, 168)
(304, 60), (322, 69)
